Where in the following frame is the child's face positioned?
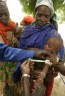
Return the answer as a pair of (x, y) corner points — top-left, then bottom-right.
(0, 8), (9, 25)
(44, 38), (61, 53)
(35, 5), (51, 26)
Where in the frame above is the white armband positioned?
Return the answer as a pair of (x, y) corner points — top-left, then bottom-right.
(45, 60), (52, 66)
(21, 74), (30, 81)
(22, 74), (30, 77)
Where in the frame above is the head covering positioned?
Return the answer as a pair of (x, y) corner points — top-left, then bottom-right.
(35, 0), (54, 16)
(0, 0), (9, 15)
(50, 13), (58, 31)
(20, 16), (34, 25)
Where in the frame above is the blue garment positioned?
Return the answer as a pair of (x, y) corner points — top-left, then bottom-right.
(13, 23), (64, 82)
(18, 23), (64, 60)
(0, 43), (34, 61)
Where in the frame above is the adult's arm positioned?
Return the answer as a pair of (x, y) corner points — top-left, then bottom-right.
(0, 43), (34, 62)
(23, 77), (30, 96)
(54, 61), (65, 76)
(0, 35), (51, 62)
(0, 34), (34, 61)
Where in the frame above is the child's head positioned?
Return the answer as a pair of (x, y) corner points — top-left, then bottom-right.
(0, 1), (10, 25)
(20, 16), (34, 26)
(35, 0), (54, 26)
(44, 36), (63, 53)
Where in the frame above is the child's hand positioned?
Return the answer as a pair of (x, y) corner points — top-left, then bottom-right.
(49, 53), (57, 64)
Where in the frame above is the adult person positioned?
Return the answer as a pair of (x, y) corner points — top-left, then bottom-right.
(13, 0), (64, 96)
(0, 0), (17, 46)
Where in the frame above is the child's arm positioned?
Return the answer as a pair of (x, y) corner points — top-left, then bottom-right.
(48, 53), (65, 76)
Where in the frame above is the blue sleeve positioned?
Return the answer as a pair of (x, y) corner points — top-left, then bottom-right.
(0, 43), (34, 62)
(57, 45), (64, 61)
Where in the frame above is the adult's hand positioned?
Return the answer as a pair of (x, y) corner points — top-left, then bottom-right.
(45, 67), (58, 82)
(33, 49), (51, 59)
(20, 60), (34, 75)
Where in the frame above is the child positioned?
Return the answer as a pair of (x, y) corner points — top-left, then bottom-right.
(13, 36), (63, 96)
(12, 59), (47, 96)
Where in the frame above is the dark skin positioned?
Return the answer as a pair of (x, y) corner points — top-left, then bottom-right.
(0, 6), (10, 25)
(13, 5), (51, 40)
(31, 79), (46, 96)
(20, 59), (57, 96)
(0, 5), (18, 47)
(28, 36), (65, 77)
(20, 60), (46, 96)
(17, 37), (64, 96)
(15, 5), (64, 96)
(35, 6), (64, 75)
(0, 5), (23, 47)
(35, 5), (51, 26)
(20, 60), (31, 96)
(14, 27), (23, 40)
(43, 37), (65, 77)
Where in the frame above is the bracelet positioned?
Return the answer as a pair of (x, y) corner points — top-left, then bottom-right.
(45, 60), (52, 66)
(22, 74), (30, 77)
(21, 74), (30, 80)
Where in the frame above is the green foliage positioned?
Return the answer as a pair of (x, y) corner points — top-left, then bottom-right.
(19, 0), (65, 22)
(19, 0), (36, 14)
(52, 0), (64, 10)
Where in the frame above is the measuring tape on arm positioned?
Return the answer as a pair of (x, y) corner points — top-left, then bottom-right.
(29, 58), (52, 66)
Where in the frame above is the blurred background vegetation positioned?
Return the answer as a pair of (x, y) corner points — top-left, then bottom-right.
(19, 0), (65, 23)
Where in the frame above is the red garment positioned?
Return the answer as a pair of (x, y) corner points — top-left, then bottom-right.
(45, 79), (54, 96)
(0, 21), (16, 45)
(20, 16), (34, 25)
